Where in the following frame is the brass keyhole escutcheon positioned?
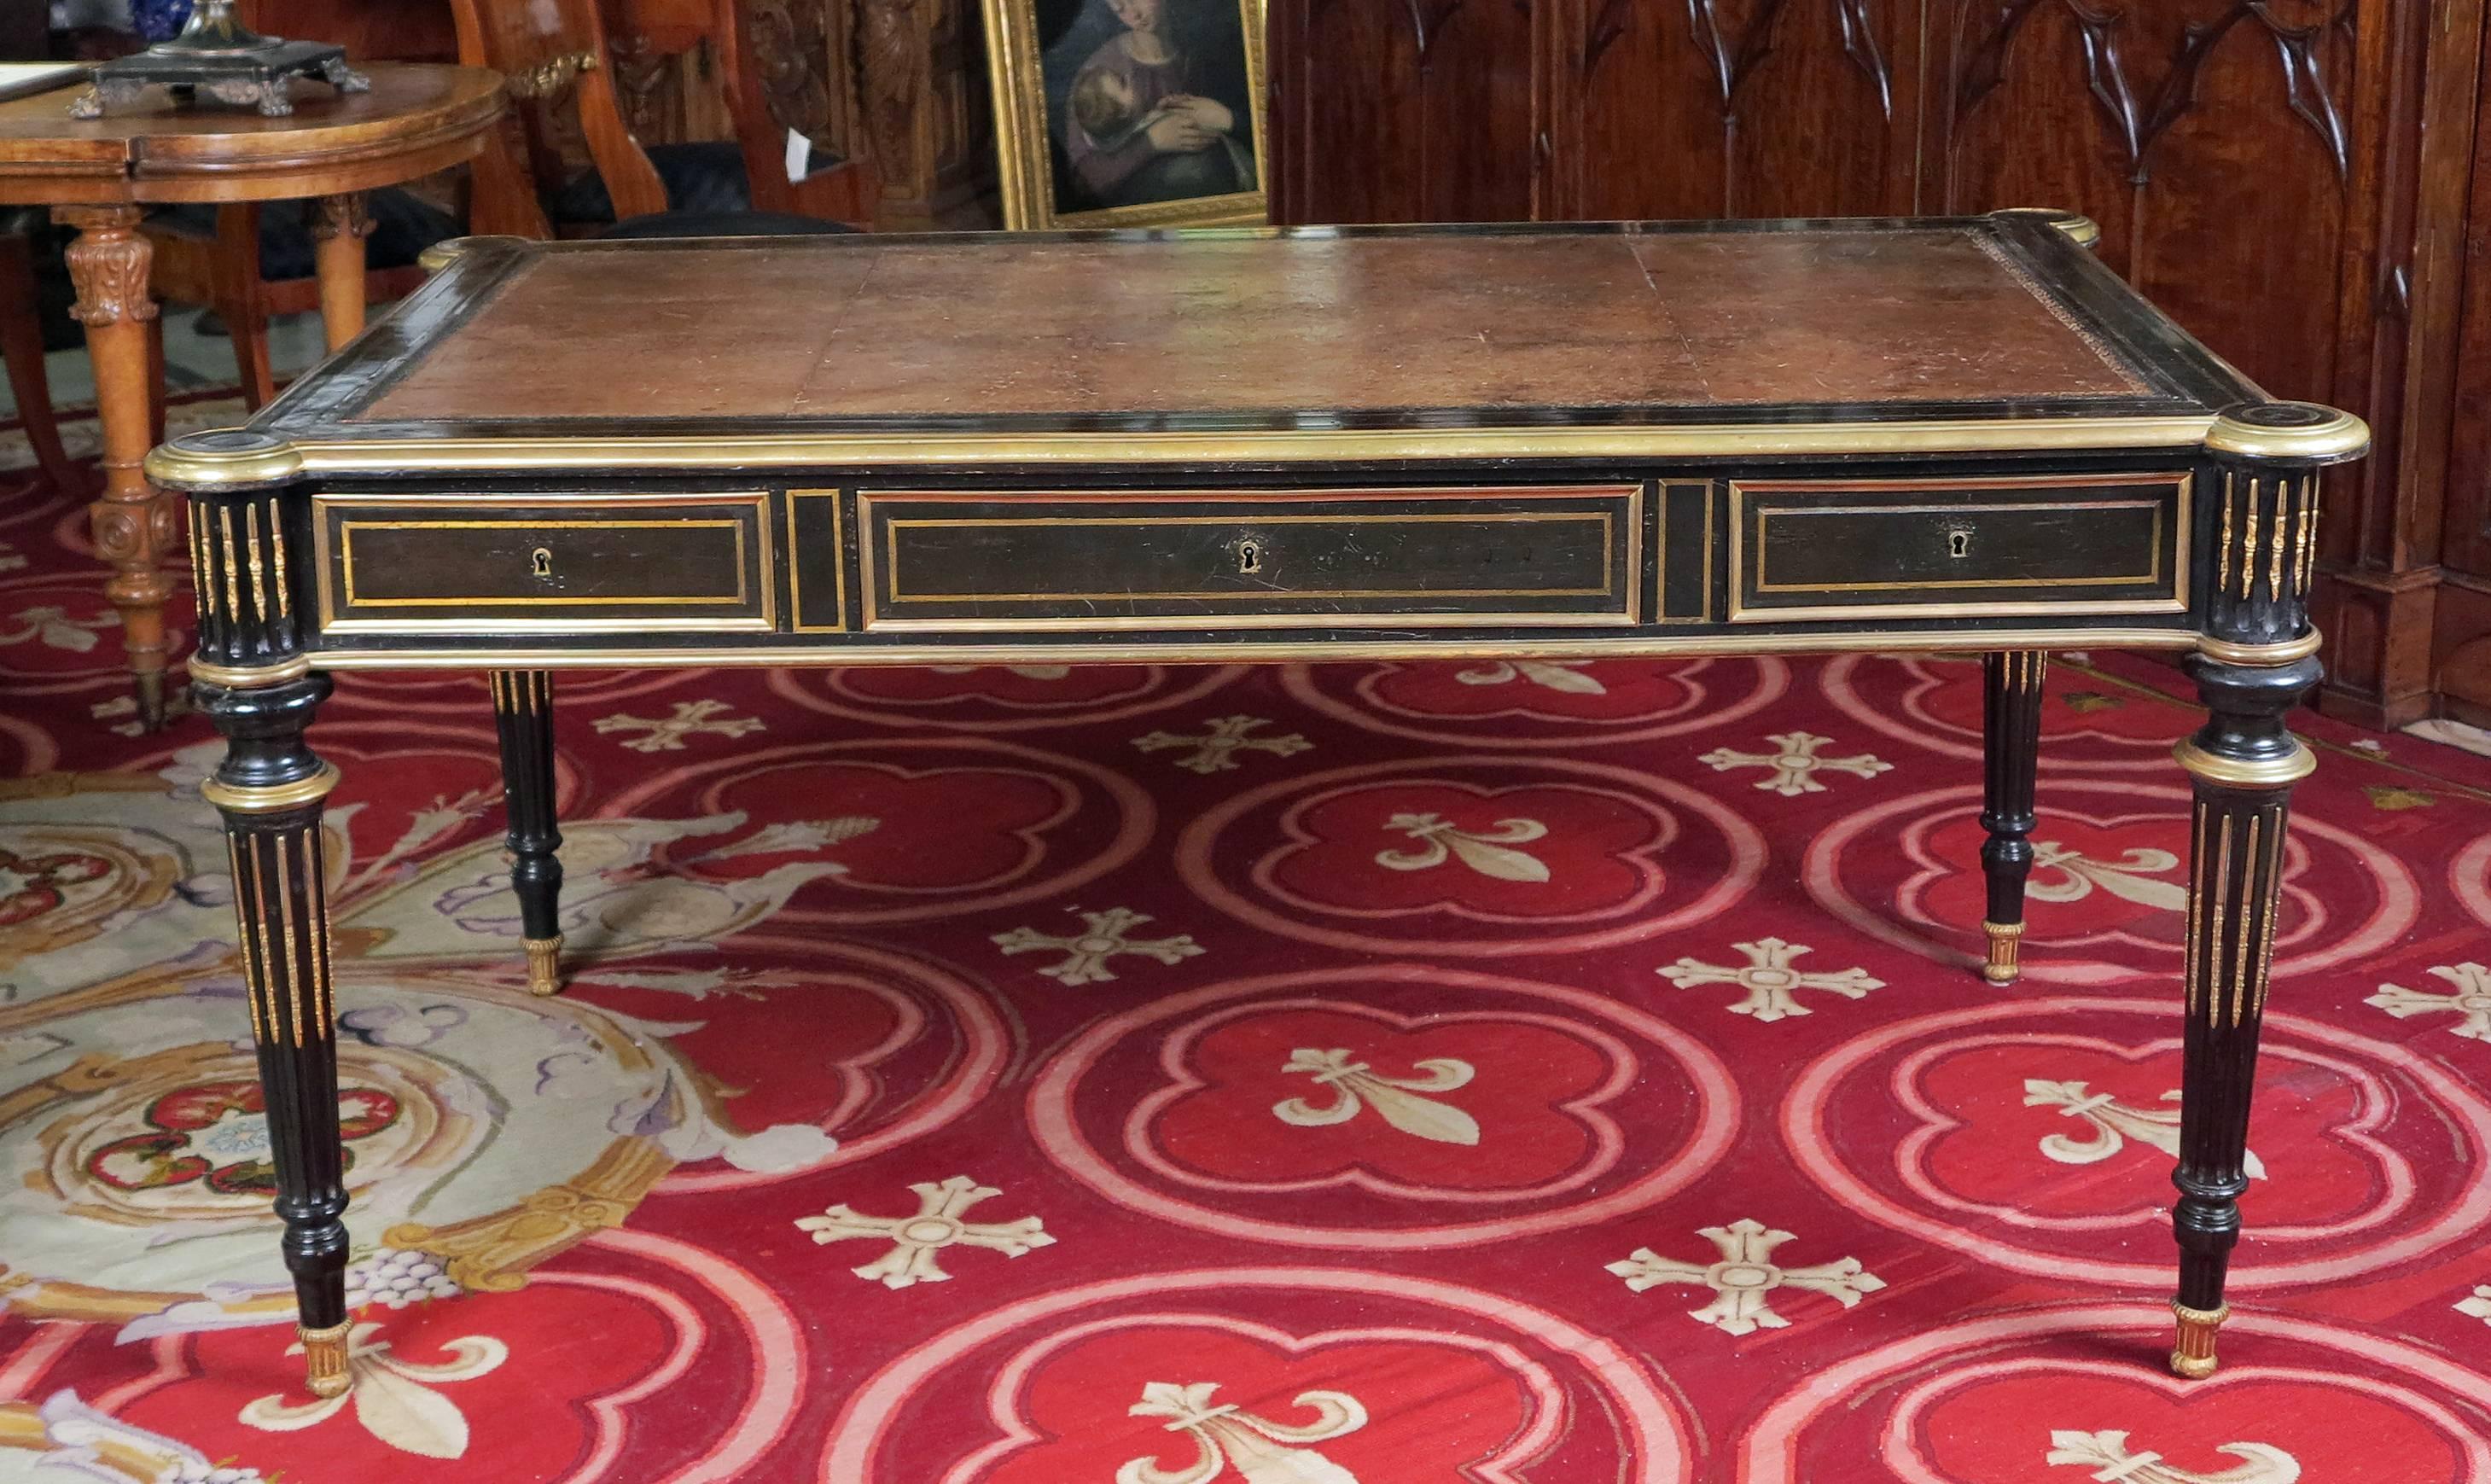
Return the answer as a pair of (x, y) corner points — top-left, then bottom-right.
(530, 546), (554, 579)
(1947, 528), (1972, 560)
(1235, 538), (1263, 575)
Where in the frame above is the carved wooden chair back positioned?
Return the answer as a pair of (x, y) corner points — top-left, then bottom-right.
(445, 0), (667, 237)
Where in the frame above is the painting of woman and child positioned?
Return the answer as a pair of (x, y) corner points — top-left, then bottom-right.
(985, 0), (1268, 229)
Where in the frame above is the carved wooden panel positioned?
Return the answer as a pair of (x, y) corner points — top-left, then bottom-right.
(1926, 1), (2362, 406)
(1555, 0), (1919, 218)
(1272, 0), (1540, 223)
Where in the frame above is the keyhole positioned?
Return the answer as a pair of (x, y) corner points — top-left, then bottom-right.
(1236, 538), (1263, 574)
(530, 546), (554, 579)
(1947, 529), (1971, 560)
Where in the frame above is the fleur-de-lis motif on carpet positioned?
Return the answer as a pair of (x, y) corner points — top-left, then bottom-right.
(1453, 659), (1607, 695)
(239, 1321), (506, 1460)
(992, 905), (1206, 986)
(2045, 1429), (2302, 1484)
(591, 698), (767, 752)
(1120, 1380), (1368, 1484)
(2367, 963), (2491, 1044)
(1132, 715), (1314, 775)
(1699, 731), (1893, 796)
(2022, 1079), (2266, 1179)
(1606, 1218), (1886, 1335)
(2458, 1284), (2491, 1327)
(0, 604), (118, 653)
(794, 1175), (1055, 1289)
(1374, 812), (1550, 882)
(2028, 841), (2188, 912)
(1656, 937), (1883, 1023)
(1272, 1047), (1480, 1146)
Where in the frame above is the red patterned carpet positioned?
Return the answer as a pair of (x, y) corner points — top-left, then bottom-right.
(6, 463), (2491, 1481)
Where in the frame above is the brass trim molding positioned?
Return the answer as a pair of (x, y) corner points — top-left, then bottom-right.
(304, 626), (2206, 672)
(525, 936), (563, 998)
(148, 415), (2227, 488)
(2173, 739), (2316, 789)
(2204, 405), (2370, 462)
(301, 1318), (354, 1400)
(2170, 1301), (2227, 1381)
(1981, 921), (2024, 986)
(2197, 630), (2324, 666)
(201, 762), (341, 814)
(187, 654), (312, 689)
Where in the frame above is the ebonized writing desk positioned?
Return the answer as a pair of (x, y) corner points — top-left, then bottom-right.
(147, 214), (2369, 1400)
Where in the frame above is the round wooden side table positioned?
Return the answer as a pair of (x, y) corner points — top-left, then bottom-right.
(0, 62), (504, 725)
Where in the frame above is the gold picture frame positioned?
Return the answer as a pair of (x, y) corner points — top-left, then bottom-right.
(981, 0), (1270, 230)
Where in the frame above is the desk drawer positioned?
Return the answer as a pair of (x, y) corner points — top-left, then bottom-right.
(1728, 474), (2189, 622)
(857, 487), (1641, 630)
(315, 494), (775, 633)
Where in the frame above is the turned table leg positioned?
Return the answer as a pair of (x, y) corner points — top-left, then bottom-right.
(1980, 650), (2045, 984)
(311, 193), (372, 352)
(491, 670), (565, 995)
(61, 206), (173, 727)
(185, 440), (353, 1397)
(2165, 402), (2362, 1377)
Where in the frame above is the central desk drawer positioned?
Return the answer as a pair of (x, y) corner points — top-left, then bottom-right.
(314, 493), (775, 633)
(857, 488), (1642, 630)
(1728, 474), (2190, 621)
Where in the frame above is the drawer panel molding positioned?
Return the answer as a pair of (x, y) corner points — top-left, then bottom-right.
(1727, 474), (2190, 623)
(314, 492), (777, 635)
(856, 487), (1644, 631)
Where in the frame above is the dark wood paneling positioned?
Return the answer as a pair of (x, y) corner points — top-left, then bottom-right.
(1558, 0), (1918, 219)
(1275, 0), (1539, 223)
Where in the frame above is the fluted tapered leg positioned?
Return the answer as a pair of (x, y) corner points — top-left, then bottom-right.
(1980, 650), (2045, 985)
(2163, 400), (2364, 1378)
(200, 672), (352, 1398)
(491, 670), (564, 995)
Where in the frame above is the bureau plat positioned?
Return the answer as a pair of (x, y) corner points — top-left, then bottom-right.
(146, 215), (2367, 1400)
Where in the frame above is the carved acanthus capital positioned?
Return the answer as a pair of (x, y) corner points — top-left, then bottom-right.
(312, 192), (375, 243)
(60, 207), (159, 327)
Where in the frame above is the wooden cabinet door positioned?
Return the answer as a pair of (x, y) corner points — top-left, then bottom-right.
(1548, 0), (1920, 219)
(1269, 0), (1543, 224)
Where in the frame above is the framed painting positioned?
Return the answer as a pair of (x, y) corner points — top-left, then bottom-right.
(981, 0), (1269, 230)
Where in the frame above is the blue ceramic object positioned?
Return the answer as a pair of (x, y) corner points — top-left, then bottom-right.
(131, 0), (195, 44)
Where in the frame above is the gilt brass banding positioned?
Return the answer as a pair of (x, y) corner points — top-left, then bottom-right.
(2173, 739), (2316, 789)
(2197, 631), (2323, 666)
(148, 416), (2232, 492)
(2232, 813), (2258, 1026)
(2205, 406), (2370, 462)
(276, 829), (303, 1046)
(201, 761), (341, 814)
(229, 835), (266, 1042)
(189, 654), (313, 689)
(2206, 814), (2232, 1027)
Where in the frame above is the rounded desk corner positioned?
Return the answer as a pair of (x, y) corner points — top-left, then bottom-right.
(1992, 207), (2100, 250)
(418, 234), (532, 275)
(145, 428), (306, 493)
(2204, 402), (2371, 465)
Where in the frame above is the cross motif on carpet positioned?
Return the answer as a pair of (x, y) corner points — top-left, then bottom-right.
(990, 905), (1205, 985)
(1656, 937), (1883, 1022)
(1698, 731), (1893, 796)
(1131, 715), (1313, 774)
(1606, 1218), (1886, 1334)
(591, 699), (768, 753)
(794, 1175), (1055, 1289)
(2366, 963), (2491, 1043)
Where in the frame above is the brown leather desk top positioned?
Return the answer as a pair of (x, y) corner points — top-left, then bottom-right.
(154, 216), (2280, 487)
